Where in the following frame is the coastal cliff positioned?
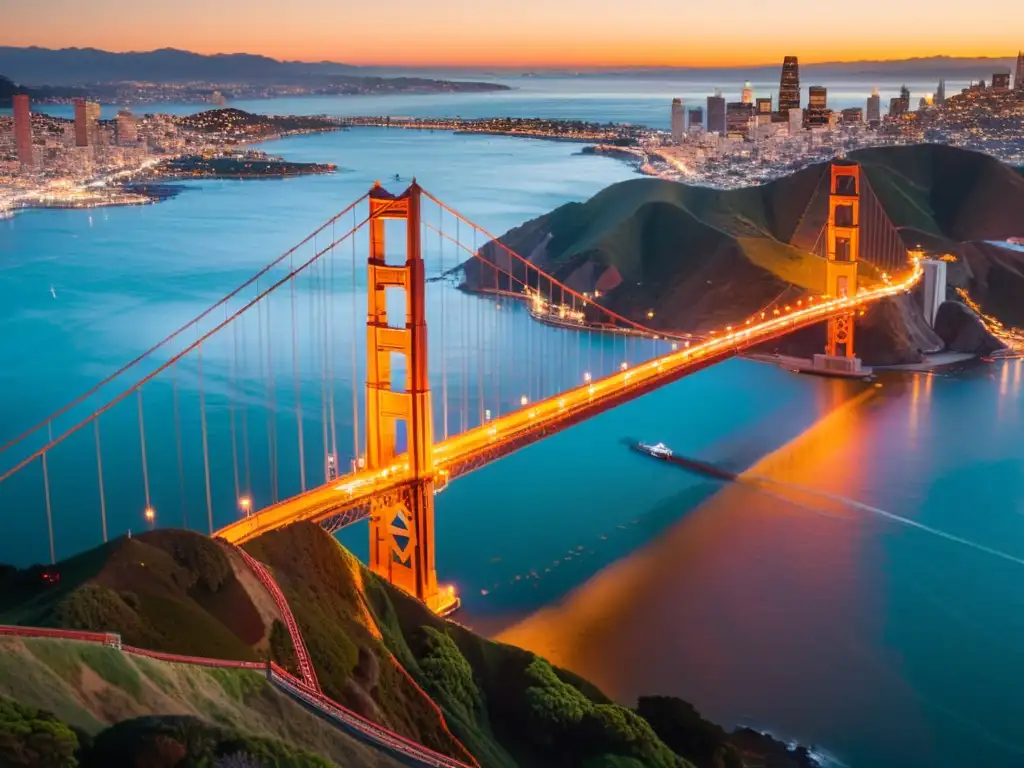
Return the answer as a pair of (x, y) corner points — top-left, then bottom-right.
(465, 145), (1024, 364)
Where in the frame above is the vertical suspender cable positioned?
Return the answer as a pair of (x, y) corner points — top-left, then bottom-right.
(459, 220), (468, 432)
(291, 255), (306, 493)
(351, 208), (360, 465)
(260, 287), (279, 504)
(94, 419), (107, 542)
(318, 254), (330, 483)
(198, 343), (213, 533)
(240, 316), (251, 496)
(137, 389), (151, 512)
(440, 205), (448, 439)
(327, 221), (338, 468)
(230, 314), (240, 503)
(172, 362), (187, 527)
(42, 423), (55, 564)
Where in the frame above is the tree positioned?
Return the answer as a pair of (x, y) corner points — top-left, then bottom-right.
(0, 697), (79, 768)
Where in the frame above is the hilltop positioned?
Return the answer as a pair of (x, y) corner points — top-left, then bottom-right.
(0, 74), (83, 106)
(1, 525), (819, 768)
(466, 144), (1024, 364)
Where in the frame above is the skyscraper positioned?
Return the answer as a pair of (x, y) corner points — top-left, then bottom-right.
(726, 102), (755, 137)
(866, 88), (881, 127)
(899, 85), (911, 112)
(687, 107), (703, 132)
(74, 98), (101, 147)
(13, 93), (34, 168)
(116, 109), (138, 145)
(804, 86), (830, 127)
(707, 93), (726, 134)
(935, 79), (946, 105)
(671, 98), (685, 143)
(788, 107), (803, 136)
(777, 56), (800, 120)
(741, 82), (754, 104)
(1015, 51), (1024, 91)
(992, 73), (1011, 92)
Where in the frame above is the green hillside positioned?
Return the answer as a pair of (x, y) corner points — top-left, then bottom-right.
(1, 526), (818, 767)
(0, 636), (403, 767)
(473, 144), (1024, 339)
(0, 531), (296, 669)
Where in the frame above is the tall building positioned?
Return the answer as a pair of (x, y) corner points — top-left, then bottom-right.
(1016, 51), (1024, 91)
(756, 97), (772, 115)
(670, 98), (685, 143)
(741, 82), (754, 104)
(992, 73), (1011, 92)
(726, 101), (755, 137)
(899, 85), (911, 112)
(935, 79), (946, 105)
(13, 93), (34, 168)
(866, 88), (881, 126)
(116, 109), (138, 145)
(888, 96), (905, 118)
(73, 98), (101, 147)
(687, 107), (703, 131)
(804, 86), (830, 127)
(841, 107), (863, 124)
(788, 107), (803, 136)
(777, 56), (800, 120)
(707, 93), (726, 134)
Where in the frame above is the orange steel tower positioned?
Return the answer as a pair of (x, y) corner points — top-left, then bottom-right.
(824, 161), (860, 357)
(364, 182), (455, 615)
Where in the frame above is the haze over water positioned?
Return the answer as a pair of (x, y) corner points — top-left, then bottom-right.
(3, 82), (1024, 768)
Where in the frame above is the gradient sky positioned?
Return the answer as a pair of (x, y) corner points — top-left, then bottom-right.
(3, 0), (1020, 67)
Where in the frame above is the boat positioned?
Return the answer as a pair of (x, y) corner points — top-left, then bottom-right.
(637, 441), (673, 459)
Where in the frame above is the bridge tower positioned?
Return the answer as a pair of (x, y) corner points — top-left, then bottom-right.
(364, 182), (453, 615)
(825, 161), (861, 358)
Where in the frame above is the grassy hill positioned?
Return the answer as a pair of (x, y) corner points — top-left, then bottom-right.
(468, 144), (1024, 358)
(0, 636), (403, 767)
(0, 531), (296, 669)
(1, 525), (818, 767)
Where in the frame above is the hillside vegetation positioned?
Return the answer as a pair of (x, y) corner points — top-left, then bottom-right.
(1, 525), (820, 767)
(467, 144), (1024, 361)
(0, 636), (403, 767)
(0, 531), (296, 670)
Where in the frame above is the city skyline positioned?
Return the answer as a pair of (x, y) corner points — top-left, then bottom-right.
(1, 0), (1021, 68)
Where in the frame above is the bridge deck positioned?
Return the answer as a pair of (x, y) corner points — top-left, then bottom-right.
(216, 266), (920, 546)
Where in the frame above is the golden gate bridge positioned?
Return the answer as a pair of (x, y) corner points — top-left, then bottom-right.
(0, 161), (918, 616)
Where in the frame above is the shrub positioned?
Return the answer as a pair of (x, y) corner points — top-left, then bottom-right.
(80, 715), (336, 768)
(416, 626), (482, 726)
(0, 696), (79, 768)
(51, 585), (144, 639)
(206, 668), (267, 703)
(637, 695), (741, 768)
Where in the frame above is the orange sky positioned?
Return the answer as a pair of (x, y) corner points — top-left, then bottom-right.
(3, 0), (1019, 68)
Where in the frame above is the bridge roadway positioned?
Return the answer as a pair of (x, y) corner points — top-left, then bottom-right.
(217, 263), (922, 546)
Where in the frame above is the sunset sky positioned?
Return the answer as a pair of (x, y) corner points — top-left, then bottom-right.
(3, 0), (1020, 68)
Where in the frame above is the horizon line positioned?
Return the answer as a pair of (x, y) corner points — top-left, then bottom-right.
(2, 43), (1021, 70)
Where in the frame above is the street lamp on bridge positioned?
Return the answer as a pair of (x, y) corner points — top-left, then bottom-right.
(239, 497), (252, 518)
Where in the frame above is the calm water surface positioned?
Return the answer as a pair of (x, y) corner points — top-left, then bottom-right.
(2, 106), (1023, 768)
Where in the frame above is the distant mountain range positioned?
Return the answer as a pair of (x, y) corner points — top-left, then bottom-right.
(0, 46), (363, 86)
(1, 46), (1019, 87)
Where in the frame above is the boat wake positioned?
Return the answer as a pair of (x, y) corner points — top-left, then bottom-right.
(746, 475), (1024, 569)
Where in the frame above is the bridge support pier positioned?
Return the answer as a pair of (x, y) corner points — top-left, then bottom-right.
(820, 161), (866, 375)
(364, 182), (458, 616)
